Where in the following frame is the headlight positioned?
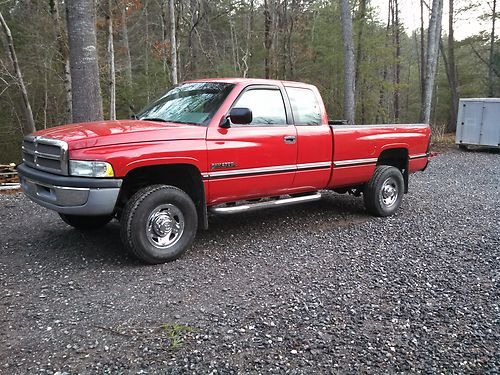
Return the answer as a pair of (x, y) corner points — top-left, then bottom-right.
(69, 160), (114, 177)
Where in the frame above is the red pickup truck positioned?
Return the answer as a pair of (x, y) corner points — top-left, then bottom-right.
(18, 78), (430, 263)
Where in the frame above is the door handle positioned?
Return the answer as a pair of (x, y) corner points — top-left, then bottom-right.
(284, 135), (296, 144)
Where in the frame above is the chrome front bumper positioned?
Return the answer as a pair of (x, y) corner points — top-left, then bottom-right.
(18, 163), (122, 215)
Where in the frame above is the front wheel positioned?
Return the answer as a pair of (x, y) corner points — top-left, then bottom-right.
(120, 185), (198, 264)
(363, 166), (404, 217)
(59, 213), (114, 229)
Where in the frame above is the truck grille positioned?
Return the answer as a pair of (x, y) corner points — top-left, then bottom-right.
(22, 135), (69, 175)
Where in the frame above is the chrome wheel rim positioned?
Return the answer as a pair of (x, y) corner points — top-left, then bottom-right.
(381, 177), (398, 207)
(146, 204), (184, 249)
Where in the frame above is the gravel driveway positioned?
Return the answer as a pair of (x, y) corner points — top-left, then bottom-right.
(1, 149), (499, 374)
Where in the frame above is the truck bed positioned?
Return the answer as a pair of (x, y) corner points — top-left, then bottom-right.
(328, 124), (430, 189)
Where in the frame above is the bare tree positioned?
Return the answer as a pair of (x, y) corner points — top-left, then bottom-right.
(283, 0), (296, 79)
(169, 0), (178, 84)
(393, 0), (401, 122)
(66, 0), (103, 122)
(49, 0), (72, 123)
(420, 0), (426, 104)
(419, 0), (444, 124)
(445, 0), (459, 131)
(264, 0), (273, 79)
(340, 0), (356, 124)
(376, 0), (393, 124)
(121, 4), (133, 87)
(355, 0), (367, 123)
(106, 0), (116, 120)
(160, 0), (168, 79)
(188, 0), (200, 77)
(0, 11), (36, 134)
(489, 0), (497, 97)
(230, 16), (240, 74)
(241, 0), (254, 78)
(145, 0), (150, 102)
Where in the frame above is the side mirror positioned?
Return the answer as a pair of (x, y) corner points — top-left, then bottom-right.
(222, 107), (252, 127)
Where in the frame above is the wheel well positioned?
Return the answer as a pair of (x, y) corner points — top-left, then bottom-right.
(377, 148), (409, 193)
(117, 164), (208, 229)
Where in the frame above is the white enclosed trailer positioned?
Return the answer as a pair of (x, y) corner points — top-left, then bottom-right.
(455, 98), (500, 149)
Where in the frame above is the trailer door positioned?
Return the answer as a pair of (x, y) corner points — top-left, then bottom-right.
(457, 100), (483, 146)
(480, 101), (500, 147)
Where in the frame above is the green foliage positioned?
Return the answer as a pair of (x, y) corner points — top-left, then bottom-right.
(0, 0), (498, 163)
(161, 322), (194, 349)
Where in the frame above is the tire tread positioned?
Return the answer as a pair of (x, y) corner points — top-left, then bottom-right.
(120, 185), (197, 264)
(363, 165), (403, 217)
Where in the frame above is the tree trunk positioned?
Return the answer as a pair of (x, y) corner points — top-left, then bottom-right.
(420, 0), (426, 106)
(0, 11), (36, 134)
(161, 0), (168, 80)
(287, 0), (296, 79)
(121, 5), (132, 86)
(340, 0), (356, 124)
(189, 0), (199, 77)
(393, 0), (401, 122)
(49, 0), (72, 123)
(447, 0), (459, 131)
(106, 0), (116, 120)
(355, 0), (366, 123)
(489, 0), (497, 97)
(280, 0), (288, 79)
(145, 0), (150, 102)
(419, 0), (443, 124)
(264, 0), (272, 79)
(175, 1), (183, 81)
(230, 18), (240, 75)
(413, 31), (421, 106)
(376, 0), (392, 124)
(241, 0), (254, 78)
(161, 0), (178, 82)
(43, 64), (48, 129)
(66, 0), (103, 123)
(406, 50), (412, 119)
(169, 0), (178, 85)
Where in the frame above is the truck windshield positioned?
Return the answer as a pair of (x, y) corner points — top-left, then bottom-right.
(138, 82), (235, 126)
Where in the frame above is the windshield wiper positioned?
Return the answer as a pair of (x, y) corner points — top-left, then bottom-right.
(175, 121), (199, 125)
(140, 117), (201, 125)
(140, 117), (168, 122)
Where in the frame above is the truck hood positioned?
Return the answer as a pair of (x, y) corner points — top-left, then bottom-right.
(33, 120), (207, 150)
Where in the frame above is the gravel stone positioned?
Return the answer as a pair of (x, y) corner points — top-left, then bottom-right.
(0, 148), (499, 373)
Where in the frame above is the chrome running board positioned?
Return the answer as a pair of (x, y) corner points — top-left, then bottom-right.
(209, 192), (322, 215)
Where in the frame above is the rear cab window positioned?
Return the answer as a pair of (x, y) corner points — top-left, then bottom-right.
(285, 86), (322, 125)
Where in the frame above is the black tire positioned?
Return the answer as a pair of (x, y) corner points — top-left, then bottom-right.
(59, 213), (114, 229)
(120, 185), (198, 264)
(363, 166), (404, 217)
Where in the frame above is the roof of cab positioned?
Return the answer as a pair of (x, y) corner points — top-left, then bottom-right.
(183, 77), (316, 88)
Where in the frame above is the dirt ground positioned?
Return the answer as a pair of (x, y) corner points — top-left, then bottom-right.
(1, 147), (499, 374)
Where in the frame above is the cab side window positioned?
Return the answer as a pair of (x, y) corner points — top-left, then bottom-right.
(285, 87), (322, 125)
(233, 88), (287, 125)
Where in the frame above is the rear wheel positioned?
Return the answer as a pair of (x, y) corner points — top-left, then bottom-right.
(59, 213), (114, 229)
(363, 166), (404, 217)
(120, 185), (198, 264)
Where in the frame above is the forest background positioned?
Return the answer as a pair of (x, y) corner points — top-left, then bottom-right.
(0, 0), (497, 163)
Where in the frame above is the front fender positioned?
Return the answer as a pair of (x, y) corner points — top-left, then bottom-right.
(69, 140), (208, 177)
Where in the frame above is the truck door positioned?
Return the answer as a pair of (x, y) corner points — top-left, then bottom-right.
(206, 85), (297, 205)
(285, 86), (333, 190)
